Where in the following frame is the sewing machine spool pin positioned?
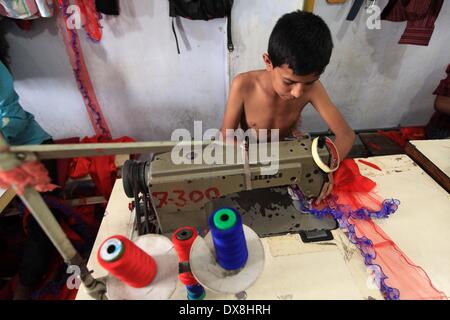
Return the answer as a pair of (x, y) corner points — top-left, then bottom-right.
(189, 225), (264, 294)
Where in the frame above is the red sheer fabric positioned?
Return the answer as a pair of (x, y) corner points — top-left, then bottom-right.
(327, 159), (382, 212)
(352, 218), (447, 300)
(56, 0), (111, 138)
(316, 159), (447, 300)
(0, 161), (58, 195)
(75, 0), (102, 41)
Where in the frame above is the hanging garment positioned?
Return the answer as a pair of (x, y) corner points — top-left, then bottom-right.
(381, 0), (444, 46)
(75, 0), (102, 42)
(0, 0), (38, 19)
(95, 0), (119, 15)
(0, 0), (53, 19)
(169, 0), (234, 54)
(56, 0), (111, 137)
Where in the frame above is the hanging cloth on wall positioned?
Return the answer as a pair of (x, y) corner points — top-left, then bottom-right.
(0, 0), (39, 19)
(293, 159), (447, 300)
(75, 0), (102, 42)
(95, 0), (119, 15)
(55, 0), (111, 138)
(0, 0), (54, 19)
(168, 0), (234, 54)
(381, 0), (444, 46)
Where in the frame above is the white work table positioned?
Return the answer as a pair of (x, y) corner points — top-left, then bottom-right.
(410, 139), (450, 177)
(76, 153), (450, 300)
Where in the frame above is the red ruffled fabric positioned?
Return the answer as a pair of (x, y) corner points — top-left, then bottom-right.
(0, 161), (58, 195)
(318, 159), (447, 300)
(352, 217), (447, 300)
(56, 0), (111, 138)
(324, 159), (382, 212)
(75, 0), (102, 41)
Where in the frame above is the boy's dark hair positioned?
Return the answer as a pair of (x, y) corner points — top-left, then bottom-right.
(268, 10), (333, 76)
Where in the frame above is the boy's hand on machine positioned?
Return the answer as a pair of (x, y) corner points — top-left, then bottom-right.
(292, 128), (306, 140)
(315, 173), (333, 205)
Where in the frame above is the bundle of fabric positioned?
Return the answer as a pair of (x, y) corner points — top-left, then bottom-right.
(69, 135), (135, 200)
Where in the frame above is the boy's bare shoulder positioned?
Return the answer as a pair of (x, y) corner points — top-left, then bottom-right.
(232, 70), (265, 92)
(309, 80), (330, 100)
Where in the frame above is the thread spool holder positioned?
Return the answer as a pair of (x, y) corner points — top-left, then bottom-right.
(189, 224), (265, 294)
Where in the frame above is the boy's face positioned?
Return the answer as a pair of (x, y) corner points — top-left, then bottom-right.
(263, 54), (320, 100)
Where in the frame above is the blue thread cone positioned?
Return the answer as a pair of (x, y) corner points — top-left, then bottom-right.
(208, 208), (248, 270)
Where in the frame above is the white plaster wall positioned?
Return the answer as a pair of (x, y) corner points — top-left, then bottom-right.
(3, 0), (450, 140)
(230, 0), (450, 132)
(4, 0), (228, 141)
(228, 0), (305, 83)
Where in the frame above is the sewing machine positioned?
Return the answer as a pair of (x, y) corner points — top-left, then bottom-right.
(121, 135), (337, 236)
(2, 134), (337, 299)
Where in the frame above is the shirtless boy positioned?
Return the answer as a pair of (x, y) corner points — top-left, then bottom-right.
(220, 10), (355, 200)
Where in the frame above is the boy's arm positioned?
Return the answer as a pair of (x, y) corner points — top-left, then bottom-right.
(309, 81), (356, 161)
(220, 75), (245, 142)
(434, 95), (450, 115)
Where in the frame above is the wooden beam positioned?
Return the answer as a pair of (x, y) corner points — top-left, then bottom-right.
(405, 142), (450, 193)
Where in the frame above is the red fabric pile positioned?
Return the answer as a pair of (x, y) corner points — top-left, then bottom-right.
(68, 135), (135, 200)
(377, 127), (426, 148)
